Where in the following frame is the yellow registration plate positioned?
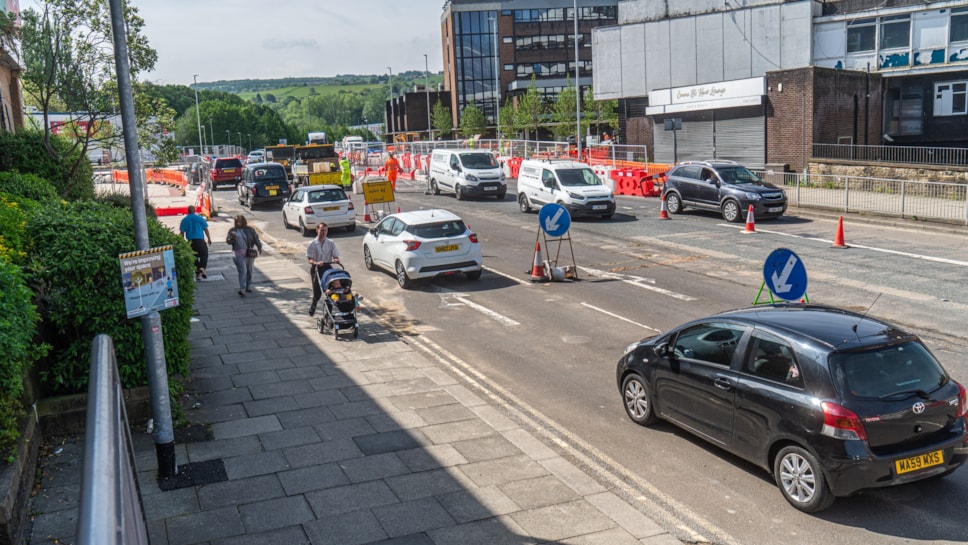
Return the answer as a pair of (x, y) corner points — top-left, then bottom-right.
(268, 190), (277, 196)
(266, 185), (279, 190)
(224, 168), (236, 173)
(323, 206), (340, 211)
(435, 244), (459, 253)
(895, 450), (943, 475)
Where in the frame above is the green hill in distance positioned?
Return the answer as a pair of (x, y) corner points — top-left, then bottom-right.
(195, 72), (443, 101)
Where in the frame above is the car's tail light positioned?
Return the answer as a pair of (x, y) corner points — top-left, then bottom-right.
(348, 201), (355, 210)
(956, 381), (967, 418)
(820, 401), (868, 441)
(404, 240), (421, 251)
(304, 206), (314, 215)
(469, 233), (479, 243)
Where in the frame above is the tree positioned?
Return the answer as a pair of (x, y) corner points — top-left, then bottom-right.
(430, 99), (453, 139)
(264, 93), (277, 103)
(254, 93), (263, 104)
(498, 100), (516, 140)
(514, 75), (545, 141)
(551, 78), (577, 141)
(458, 102), (487, 138)
(583, 87), (619, 141)
(20, 0), (162, 191)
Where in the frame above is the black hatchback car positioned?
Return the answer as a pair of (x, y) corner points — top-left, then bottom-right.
(238, 163), (292, 208)
(662, 160), (787, 222)
(616, 304), (967, 513)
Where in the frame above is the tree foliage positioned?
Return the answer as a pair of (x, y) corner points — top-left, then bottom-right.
(431, 100), (453, 138)
(583, 87), (619, 139)
(458, 102), (487, 138)
(514, 75), (545, 140)
(551, 78), (577, 141)
(0, 129), (94, 200)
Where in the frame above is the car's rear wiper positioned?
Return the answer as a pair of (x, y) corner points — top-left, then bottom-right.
(878, 388), (931, 400)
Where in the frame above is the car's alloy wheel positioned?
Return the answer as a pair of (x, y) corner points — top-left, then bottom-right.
(455, 185), (464, 201)
(774, 446), (834, 513)
(518, 193), (531, 213)
(395, 260), (412, 289)
(665, 192), (683, 214)
(299, 219), (311, 237)
(431, 180), (440, 195)
(363, 246), (375, 270)
(622, 374), (657, 425)
(722, 199), (742, 223)
(282, 212), (290, 229)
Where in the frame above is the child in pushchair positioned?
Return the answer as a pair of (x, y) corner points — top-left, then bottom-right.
(316, 266), (359, 339)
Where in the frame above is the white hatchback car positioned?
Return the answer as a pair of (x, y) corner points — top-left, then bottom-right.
(282, 184), (356, 236)
(362, 210), (483, 289)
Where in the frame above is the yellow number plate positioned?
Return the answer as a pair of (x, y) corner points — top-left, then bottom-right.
(895, 450), (943, 475)
(224, 168), (236, 173)
(268, 190), (277, 196)
(266, 185), (279, 190)
(323, 206), (340, 211)
(435, 244), (459, 253)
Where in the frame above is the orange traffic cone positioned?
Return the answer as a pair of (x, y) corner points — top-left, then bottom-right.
(530, 242), (547, 282)
(396, 203), (401, 214)
(832, 216), (849, 248)
(741, 205), (756, 234)
(659, 194), (670, 220)
(363, 199), (371, 223)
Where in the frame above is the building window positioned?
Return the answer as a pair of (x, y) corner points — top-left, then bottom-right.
(935, 81), (967, 116)
(847, 18), (876, 53)
(577, 6), (616, 21)
(952, 7), (968, 43)
(880, 14), (910, 49)
(513, 8), (566, 23)
(503, 64), (514, 71)
(502, 36), (512, 44)
(454, 10), (500, 123)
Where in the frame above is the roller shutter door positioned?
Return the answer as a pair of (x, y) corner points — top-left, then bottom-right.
(652, 107), (764, 167)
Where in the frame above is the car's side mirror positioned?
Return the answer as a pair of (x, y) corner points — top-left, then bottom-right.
(655, 342), (670, 357)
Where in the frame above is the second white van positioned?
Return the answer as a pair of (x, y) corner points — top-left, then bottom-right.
(429, 149), (506, 200)
(516, 160), (615, 219)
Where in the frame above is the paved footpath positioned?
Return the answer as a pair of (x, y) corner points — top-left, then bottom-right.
(26, 182), (688, 544)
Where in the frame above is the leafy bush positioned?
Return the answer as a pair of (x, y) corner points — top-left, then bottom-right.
(27, 200), (195, 394)
(0, 260), (45, 455)
(0, 193), (42, 266)
(0, 171), (59, 203)
(0, 129), (95, 201)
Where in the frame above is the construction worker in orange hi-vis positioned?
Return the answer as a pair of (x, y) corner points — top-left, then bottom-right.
(385, 152), (400, 190)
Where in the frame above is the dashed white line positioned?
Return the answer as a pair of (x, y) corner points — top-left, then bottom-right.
(580, 302), (660, 331)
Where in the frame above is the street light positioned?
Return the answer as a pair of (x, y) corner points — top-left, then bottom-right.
(387, 66), (393, 140)
(248, 133), (252, 151)
(193, 74), (203, 156)
(574, 0), (582, 159)
(201, 125), (206, 152)
(225, 130), (230, 151)
(424, 54), (431, 141)
(238, 131), (242, 152)
(490, 15), (500, 148)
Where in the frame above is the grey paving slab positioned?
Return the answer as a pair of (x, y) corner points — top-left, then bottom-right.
(248, 378), (316, 400)
(185, 435), (264, 463)
(397, 444), (468, 472)
(387, 390), (458, 411)
(420, 418), (497, 444)
(275, 405), (336, 429)
(539, 456), (608, 496)
(366, 409), (428, 432)
(164, 506), (245, 545)
(559, 527), (643, 545)
(210, 525), (311, 545)
(223, 449), (291, 479)
(313, 416), (377, 440)
(277, 463), (350, 495)
(29, 509), (78, 544)
(427, 515), (537, 545)
(197, 474), (284, 510)
(585, 491), (667, 539)
(367, 534), (435, 545)
(436, 485), (522, 523)
(194, 387), (253, 407)
(243, 395), (300, 417)
(385, 467), (475, 501)
(278, 365), (333, 382)
(239, 495), (316, 533)
(329, 398), (387, 419)
(303, 508), (389, 545)
(258, 426), (321, 450)
(142, 486), (200, 521)
(499, 474), (580, 510)
(339, 451), (412, 483)
(232, 369), (281, 388)
(373, 496), (456, 537)
(353, 429), (428, 455)
(291, 388), (351, 408)
(501, 428), (557, 461)
(211, 414), (282, 439)
(186, 402), (247, 424)
(458, 454), (550, 488)
(304, 480), (400, 518)
(509, 499), (616, 542)
(451, 434), (523, 462)
(283, 437), (364, 468)
(416, 403), (477, 425)
(190, 376), (234, 393)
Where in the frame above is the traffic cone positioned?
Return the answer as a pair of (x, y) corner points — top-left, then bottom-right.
(832, 216), (849, 248)
(659, 194), (670, 220)
(530, 242), (547, 282)
(396, 203), (401, 214)
(741, 205), (756, 234)
(363, 199), (371, 222)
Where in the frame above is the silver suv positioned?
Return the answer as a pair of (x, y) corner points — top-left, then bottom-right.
(662, 160), (787, 222)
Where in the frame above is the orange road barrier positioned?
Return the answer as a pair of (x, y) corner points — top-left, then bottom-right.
(832, 216), (849, 248)
(742, 205), (757, 234)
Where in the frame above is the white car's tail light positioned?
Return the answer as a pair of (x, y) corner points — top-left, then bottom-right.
(469, 233), (479, 243)
(404, 240), (421, 251)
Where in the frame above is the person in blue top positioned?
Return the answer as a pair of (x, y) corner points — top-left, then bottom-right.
(179, 205), (212, 281)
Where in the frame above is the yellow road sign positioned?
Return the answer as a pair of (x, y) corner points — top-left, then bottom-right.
(362, 180), (395, 204)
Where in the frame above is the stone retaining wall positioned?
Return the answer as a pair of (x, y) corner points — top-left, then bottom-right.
(809, 160), (968, 184)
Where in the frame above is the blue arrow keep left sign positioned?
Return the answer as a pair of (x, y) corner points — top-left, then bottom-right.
(538, 203), (571, 237)
(763, 248), (808, 301)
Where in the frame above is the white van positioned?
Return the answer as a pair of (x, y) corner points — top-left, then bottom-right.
(516, 160), (615, 219)
(429, 149), (506, 200)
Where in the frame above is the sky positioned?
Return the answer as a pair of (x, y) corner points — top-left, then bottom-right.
(24, 0), (448, 85)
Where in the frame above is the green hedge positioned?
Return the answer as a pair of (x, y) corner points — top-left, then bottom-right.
(27, 200), (195, 394)
(0, 172), (59, 204)
(0, 130), (94, 201)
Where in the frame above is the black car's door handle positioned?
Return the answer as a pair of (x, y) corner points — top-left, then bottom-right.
(714, 377), (732, 390)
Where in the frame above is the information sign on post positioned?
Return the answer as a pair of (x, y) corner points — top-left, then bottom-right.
(361, 180), (396, 205)
(763, 248), (808, 302)
(119, 245), (179, 318)
(538, 203), (571, 237)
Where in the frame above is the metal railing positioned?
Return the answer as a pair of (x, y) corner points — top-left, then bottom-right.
(77, 335), (149, 545)
(813, 143), (968, 167)
(756, 170), (968, 225)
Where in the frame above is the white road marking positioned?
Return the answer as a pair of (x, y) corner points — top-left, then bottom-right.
(486, 266), (533, 286)
(438, 288), (520, 326)
(580, 266), (697, 301)
(725, 225), (968, 267)
(580, 303), (660, 332)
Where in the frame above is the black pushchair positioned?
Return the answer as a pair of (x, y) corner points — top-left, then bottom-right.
(315, 265), (359, 339)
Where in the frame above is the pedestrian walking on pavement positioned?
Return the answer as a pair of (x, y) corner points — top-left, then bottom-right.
(385, 152), (399, 190)
(306, 223), (341, 316)
(226, 214), (262, 297)
(179, 205), (211, 280)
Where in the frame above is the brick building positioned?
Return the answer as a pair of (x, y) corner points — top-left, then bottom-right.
(592, 0), (968, 170)
(1, 0), (24, 133)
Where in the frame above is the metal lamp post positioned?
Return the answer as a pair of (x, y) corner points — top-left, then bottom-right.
(201, 125), (206, 152)
(574, 0), (582, 159)
(193, 74), (203, 156)
(387, 66), (393, 140)
(225, 130), (230, 151)
(248, 133), (252, 151)
(424, 54), (431, 141)
(238, 131), (242, 152)
(490, 16), (501, 149)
